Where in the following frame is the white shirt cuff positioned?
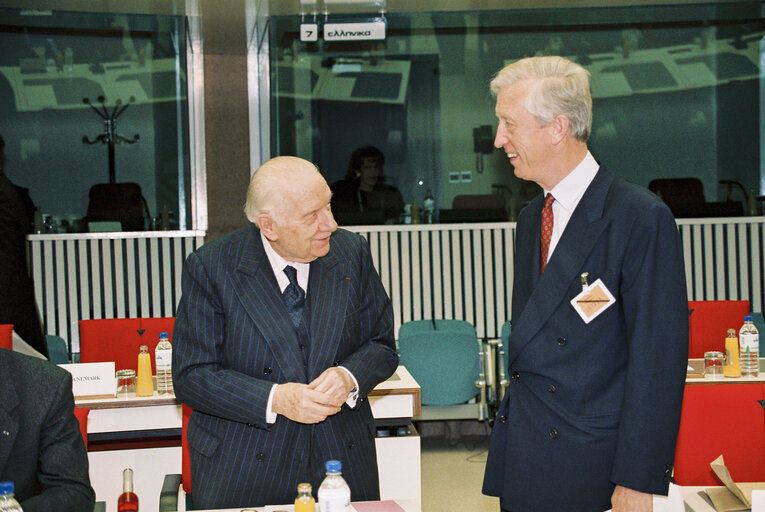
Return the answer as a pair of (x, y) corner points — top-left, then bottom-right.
(339, 366), (359, 407)
(266, 383), (278, 424)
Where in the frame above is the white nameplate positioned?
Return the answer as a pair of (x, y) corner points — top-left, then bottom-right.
(300, 23), (319, 42)
(59, 362), (116, 398)
(324, 21), (386, 41)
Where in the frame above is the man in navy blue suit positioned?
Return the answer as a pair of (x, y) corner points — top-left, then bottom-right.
(173, 156), (399, 509)
(482, 56), (688, 512)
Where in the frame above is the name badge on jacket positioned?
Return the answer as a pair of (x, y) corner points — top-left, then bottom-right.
(570, 278), (615, 324)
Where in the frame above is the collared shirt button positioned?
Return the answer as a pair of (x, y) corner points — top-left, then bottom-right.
(557, 337), (567, 347)
(549, 428), (558, 439)
(511, 371), (520, 381)
(263, 366), (272, 375)
(499, 415), (507, 423)
(547, 384), (556, 393)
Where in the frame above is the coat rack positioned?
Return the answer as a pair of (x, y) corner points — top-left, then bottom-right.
(82, 95), (140, 184)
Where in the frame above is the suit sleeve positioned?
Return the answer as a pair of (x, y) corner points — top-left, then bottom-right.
(19, 372), (95, 512)
(335, 234), (399, 398)
(172, 251), (275, 427)
(610, 201), (688, 494)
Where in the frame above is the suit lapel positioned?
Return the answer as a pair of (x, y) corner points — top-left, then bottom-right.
(508, 168), (614, 364)
(231, 226), (307, 383)
(0, 356), (19, 475)
(306, 243), (348, 377)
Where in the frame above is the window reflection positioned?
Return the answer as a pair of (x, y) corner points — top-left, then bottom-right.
(0, 9), (190, 232)
(270, 6), (765, 223)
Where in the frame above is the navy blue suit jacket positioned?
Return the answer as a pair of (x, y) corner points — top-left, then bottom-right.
(483, 166), (688, 511)
(172, 225), (399, 509)
(0, 349), (94, 512)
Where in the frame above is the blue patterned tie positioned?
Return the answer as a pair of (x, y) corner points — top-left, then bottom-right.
(283, 265), (305, 329)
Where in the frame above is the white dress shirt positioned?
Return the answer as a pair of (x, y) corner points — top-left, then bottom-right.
(543, 151), (600, 263)
(260, 232), (359, 423)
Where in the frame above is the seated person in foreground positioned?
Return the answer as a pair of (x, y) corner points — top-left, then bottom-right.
(331, 145), (404, 225)
(0, 348), (95, 511)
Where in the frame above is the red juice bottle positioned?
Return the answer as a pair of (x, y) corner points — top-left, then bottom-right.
(118, 468), (139, 512)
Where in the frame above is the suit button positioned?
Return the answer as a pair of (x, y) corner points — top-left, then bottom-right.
(511, 371), (520, 381)
(257, 453), (265, 461)
(348, 440), (355, 449)
(335, 359), (342, 365)
(549, 428), (558, 439)
(299, 344), (305, 350)
(547, 384), (556, 393)
(557, 337), (567, 347)
(499, 415), (507, 423)
(263, 366), (272, 375)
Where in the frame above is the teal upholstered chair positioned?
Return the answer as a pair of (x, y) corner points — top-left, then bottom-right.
(45, 335), (70, 363)
(397, 320), (487, 421)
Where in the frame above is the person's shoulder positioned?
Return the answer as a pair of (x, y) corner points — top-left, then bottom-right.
(195, 224), (257, 256)
(331, 179), (357, 194)
(1, 349), (69, 384)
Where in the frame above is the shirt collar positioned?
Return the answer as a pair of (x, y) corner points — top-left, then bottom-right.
(545, 151), (599, 213)
(260, 231), (310, 292)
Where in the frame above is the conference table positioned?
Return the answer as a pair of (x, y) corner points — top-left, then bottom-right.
(76, 366), (421, 512)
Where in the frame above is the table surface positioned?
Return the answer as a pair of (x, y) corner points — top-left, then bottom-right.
(75, 365), (421, 410)
(191, 499), (419, 512)
(687, 357), (765, 383)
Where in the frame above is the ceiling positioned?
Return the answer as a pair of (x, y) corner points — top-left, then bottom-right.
(0, 0), (760, 55)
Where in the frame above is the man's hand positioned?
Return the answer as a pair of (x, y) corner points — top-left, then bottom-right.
(611, 485), (652, 512)
(272, 383), (341, 424)
(308, 367), (355, 407)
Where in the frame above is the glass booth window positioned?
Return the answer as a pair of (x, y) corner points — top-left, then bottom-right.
(269, 4), (765, 224)
(0, 8), (190, 232)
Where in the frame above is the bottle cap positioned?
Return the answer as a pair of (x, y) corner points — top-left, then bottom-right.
(0, 481), (13, 495)
(727, 329), (737, 337)
(160, 332), (169, 338)
(139, 344), (148, 351)
(325, 459), (342, 473)
(745, 315), (753, 322)
(297, 482), (312, 493)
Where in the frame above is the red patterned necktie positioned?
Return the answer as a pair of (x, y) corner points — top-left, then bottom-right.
(540, 193), (555, 274)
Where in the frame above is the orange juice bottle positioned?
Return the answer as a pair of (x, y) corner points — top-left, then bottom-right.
(294, 483), (315, 512)
(724, 328), (741, 378)
(135, 345), (154, 396)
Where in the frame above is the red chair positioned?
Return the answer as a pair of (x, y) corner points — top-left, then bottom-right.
(674, 383), (765, 485)
(74, 407), (90, 450)
(0, 324), (12, 350)
(78, 317), (176, 373)
(688, 300), (750, 358)
(181, 404), (191, 495)
(159, 404), (192, 511)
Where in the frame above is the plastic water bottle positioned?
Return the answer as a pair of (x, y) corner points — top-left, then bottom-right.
(423, 189), (436, 224)
(318, 460), (351, 512)
(0, 482), (23, 512)
(739, 315), (759, 377)
(155, 332), (173, 394)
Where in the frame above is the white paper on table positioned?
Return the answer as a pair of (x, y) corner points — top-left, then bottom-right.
(751, 489), (765, 511)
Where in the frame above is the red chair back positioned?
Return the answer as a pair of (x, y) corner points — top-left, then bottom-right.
(674, 383), (765, 485)
(182, 404), (192, 494)
(78, 317), (176, 373)
(0, 324), (12, 350)
(688, 300), (750, 358)
(74, 407), (89, 450)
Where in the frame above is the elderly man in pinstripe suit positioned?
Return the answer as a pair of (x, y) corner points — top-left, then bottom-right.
(173, 156), (399, 509)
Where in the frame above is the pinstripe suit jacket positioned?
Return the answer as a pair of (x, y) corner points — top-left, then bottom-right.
(0, 349), (94, 512)
(172, 224), (399, 509)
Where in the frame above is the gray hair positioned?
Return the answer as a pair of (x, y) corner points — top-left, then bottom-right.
(490, 56), (592, 142)
(244, 156), (324, 224)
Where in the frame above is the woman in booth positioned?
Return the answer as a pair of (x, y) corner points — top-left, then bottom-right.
(330, 146), (404, 225)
